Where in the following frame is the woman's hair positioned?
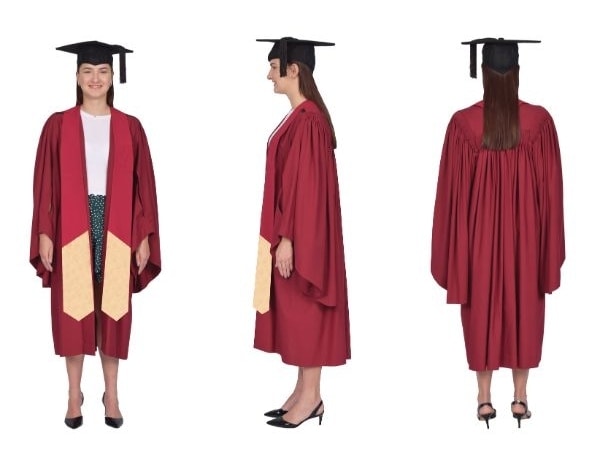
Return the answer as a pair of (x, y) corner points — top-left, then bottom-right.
(293, 61), (337, 149)
(481, 65), (519, 150)
(75, 66), (114, 107)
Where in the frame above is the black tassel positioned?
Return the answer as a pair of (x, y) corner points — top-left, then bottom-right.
(119, 51), (126, 83)
(280, 38), (289, 77)
(470, 43), (477, 78)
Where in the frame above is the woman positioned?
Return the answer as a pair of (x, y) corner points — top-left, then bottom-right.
(30, 40), (161, 429)
(431, 38), (565, 429)
(253, 37), (351, 428)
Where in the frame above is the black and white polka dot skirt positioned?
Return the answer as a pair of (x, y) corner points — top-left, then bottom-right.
(88, 194), (106, 282)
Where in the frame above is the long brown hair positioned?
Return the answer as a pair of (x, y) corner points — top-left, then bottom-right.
(294, 61), (337, 149)
(75, 66), (115, 106)
(482, 65), (519, 150)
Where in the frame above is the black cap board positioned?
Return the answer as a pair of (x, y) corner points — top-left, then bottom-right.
(56, 40), (133, 83)
(257, 37), (334, 76)
(461, 37), (541, 78)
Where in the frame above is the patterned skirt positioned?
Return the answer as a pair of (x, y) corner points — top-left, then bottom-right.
(88, 194), (106, 282)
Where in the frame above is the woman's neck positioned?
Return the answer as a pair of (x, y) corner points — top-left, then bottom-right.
(287, 92), (307, 109)
(80, 99), (110, 116)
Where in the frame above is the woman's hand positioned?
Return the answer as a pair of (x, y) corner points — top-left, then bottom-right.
(39, 233), (54, 272)
(275, 237), (294, 279)
(136, 236), (150, 275)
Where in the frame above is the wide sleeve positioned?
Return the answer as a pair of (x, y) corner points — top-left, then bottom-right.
(536, 115), (565, 293)
(275, 112), (332, 303)
(431, 114), (475, 304)
(129, 116), (161, 292)
(29, 113), (61, 286)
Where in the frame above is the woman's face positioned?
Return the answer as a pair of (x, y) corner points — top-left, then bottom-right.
(77, 63), (113, 101)
(266, 59), (295, 95)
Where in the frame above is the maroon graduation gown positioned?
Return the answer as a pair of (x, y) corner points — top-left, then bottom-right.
(254, 100), (351, 367)
(30, 106), (161, 359)
(431, 100), (565, 371)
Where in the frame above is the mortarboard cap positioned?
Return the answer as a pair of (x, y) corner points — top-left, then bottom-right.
(461, 37), (541, 78)
(56, 40), (133, 83)
(256, 37), (334, 76)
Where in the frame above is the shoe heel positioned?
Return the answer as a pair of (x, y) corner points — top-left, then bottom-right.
(65, 392), (84, 429)
(511, 399), (530, 429)
(266, 400), (324, 429)
(102, 392), (124, 428)
(476, 402), (496, 430)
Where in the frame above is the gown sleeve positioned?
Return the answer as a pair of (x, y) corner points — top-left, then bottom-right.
(536, 114), (565, 293)
(129, 116), (162, 292)
(275, 111), (333, 304)
(30, 113), (62, 287)
(431, 113), (475, 304)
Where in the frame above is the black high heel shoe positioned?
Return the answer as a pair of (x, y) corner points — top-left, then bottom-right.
(264, 408), (288, 418)
(102, 392), (124, 428)
(476, 402), (497, 429)
(64, 393), (84, 429)
(266, 400), (324, 428)
(511, 399), (532, 428)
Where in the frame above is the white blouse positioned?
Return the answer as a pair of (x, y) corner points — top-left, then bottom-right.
(81, 109), (111, 195)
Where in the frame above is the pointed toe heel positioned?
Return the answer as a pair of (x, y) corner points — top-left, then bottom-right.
(65, 392), (84, 429)
(476, 402), (496, 429)
(511, 399), (532, 428)
(266, 400), (324, 429)
(105, 416), (124, 428)
(102, 392), (124, 428)
(264, 408), (288, 418)
(64, 416), (83, 429)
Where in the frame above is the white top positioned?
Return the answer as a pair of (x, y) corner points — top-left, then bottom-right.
(81, 109), (111, 195)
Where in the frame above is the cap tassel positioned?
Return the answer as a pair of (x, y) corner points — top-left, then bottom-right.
(280, 38), (289, 77)
(470, 43), (477, 78)
(119, 52), (126, 83)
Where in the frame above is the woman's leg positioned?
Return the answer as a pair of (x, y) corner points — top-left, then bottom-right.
(281, 366), (323, 424)
(476, 370), (494, 415)
(65, 355), (84, 418)
(100, 351), (122, 418)
(511, 368), (530, 414)
(279, 367), (302, 410)
(94, 278), (122, 420)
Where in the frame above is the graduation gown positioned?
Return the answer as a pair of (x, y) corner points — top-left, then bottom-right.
(30, 106), (161, 359)
(254, 100), (351, 367)
(431, 100), (565, 371)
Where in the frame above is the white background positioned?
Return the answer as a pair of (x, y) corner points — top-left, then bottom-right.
(0, 0), (597, 449)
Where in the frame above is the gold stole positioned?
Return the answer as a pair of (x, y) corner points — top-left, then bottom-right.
(60, 107), (133, 321)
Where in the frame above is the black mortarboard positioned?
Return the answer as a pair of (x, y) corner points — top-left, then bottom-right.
(256, 37), (334, 76)
(461, 37), (541, 78)
(56, 40), (133, 83)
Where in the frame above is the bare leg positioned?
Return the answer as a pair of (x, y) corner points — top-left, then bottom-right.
(65, 355), (84, 418)
(94, 279), (122, 420)
(280, 367), (302, 410)
(100, 350), (122, 418)
(511, 368), (530, 415)
(281, 367), (323, 424)
(476, 370), (494, 415)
